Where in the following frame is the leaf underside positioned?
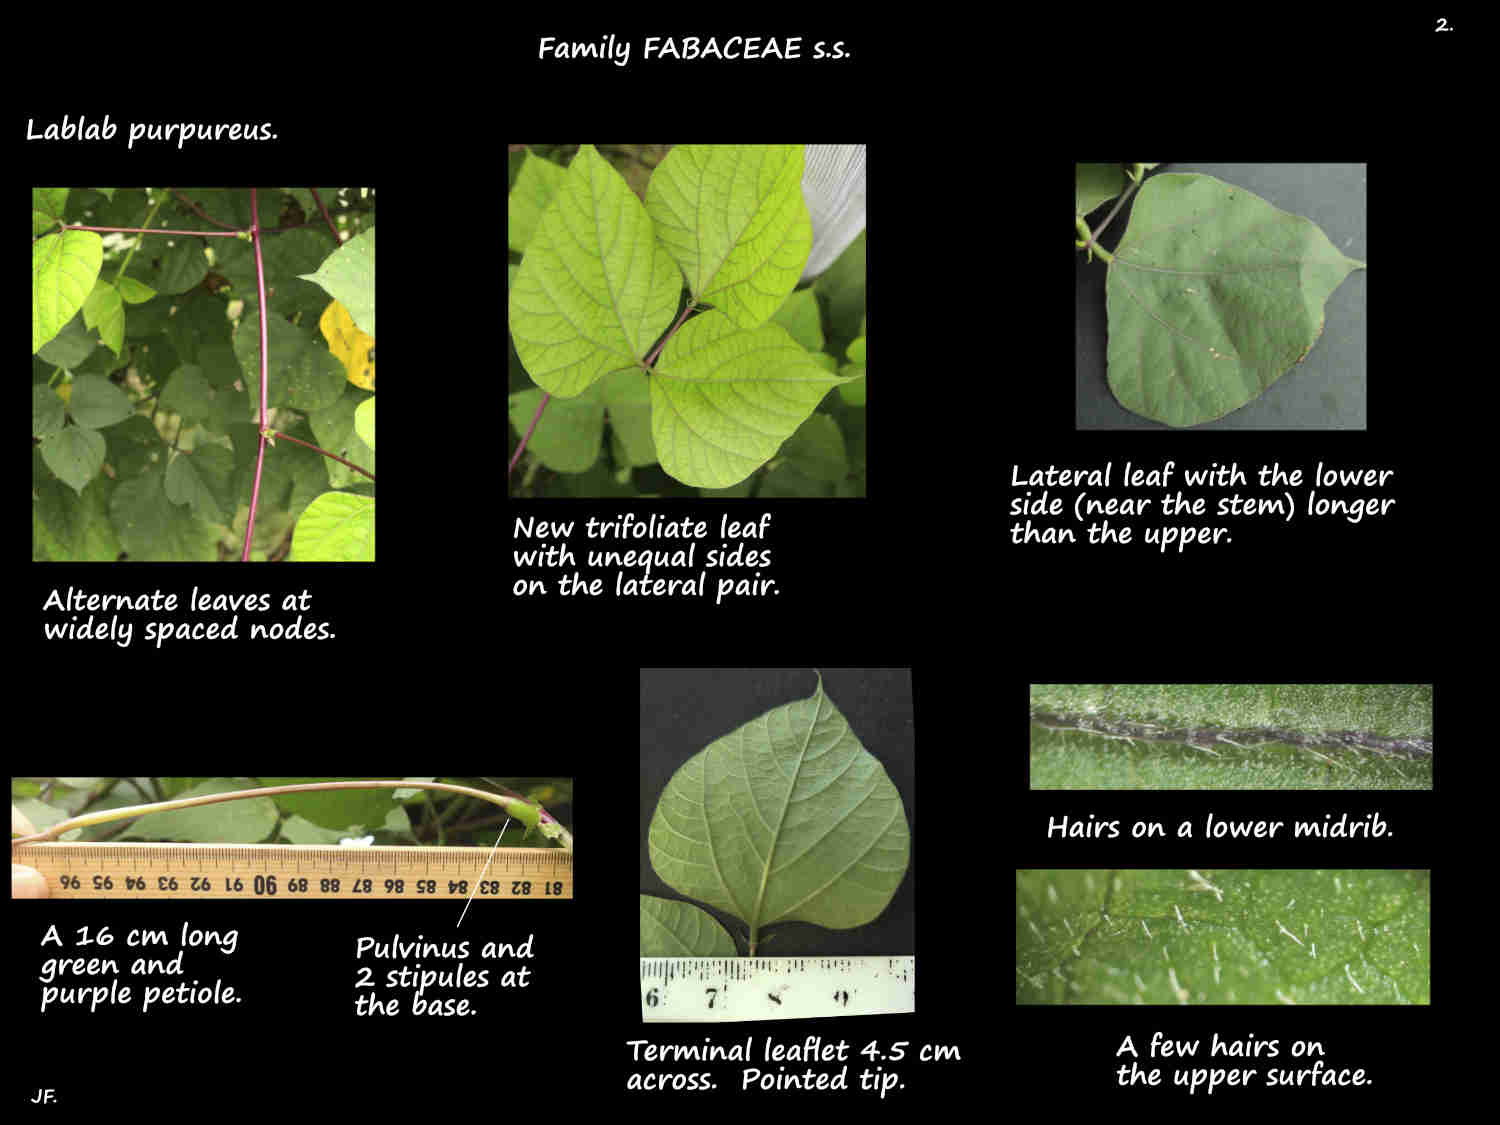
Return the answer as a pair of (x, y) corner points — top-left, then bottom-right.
(648, 674), (909, 952)
(1029, 685), (1432, 790)
(651, 311), (845, 489)
(640, 894), (737, 957)
(1106, 174), (1365, 427)
(647, 144), (812, 328)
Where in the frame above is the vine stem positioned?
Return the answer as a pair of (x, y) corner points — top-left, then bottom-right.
(266, 430), (375, 480)
(11, 780), (572, 853)
(508, 392), (551, 475)
(241, 188), (271, 562)
(308, 187), (342, 245)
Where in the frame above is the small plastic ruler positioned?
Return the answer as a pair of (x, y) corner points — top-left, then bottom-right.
(11, 843), (573, 901)
(640, 956), (914, 1022)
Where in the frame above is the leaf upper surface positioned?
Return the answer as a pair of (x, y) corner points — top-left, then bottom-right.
(33, 229), (103, 355)
(1018, 869), (1429, 1004)
(648, 674), (909, 951)
(650, 311), (847, 489)
(509, 144), (680, 398)
(1106, 174), (1365, 427)
(647, 144), (811, 328)
(299, 228), (375, 339)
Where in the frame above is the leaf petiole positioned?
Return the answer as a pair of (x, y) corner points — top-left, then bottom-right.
(11, 780), (571, 852)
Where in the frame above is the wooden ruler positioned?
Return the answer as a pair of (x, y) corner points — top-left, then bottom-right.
(641, 956), (914, 1022)
(11, 843), (573, 901)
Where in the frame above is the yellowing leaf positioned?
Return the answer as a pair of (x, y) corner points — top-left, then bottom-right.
(319, 299), (375, 391)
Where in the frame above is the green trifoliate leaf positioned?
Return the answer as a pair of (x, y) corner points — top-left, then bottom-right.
(509, 144), (680, 398)
(646, 144), (812, 329)
(1106, 173), (1365, 427)
(650, 311), (848, 489)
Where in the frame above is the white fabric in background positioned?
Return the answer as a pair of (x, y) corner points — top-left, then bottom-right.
(800, 144), (866, 282)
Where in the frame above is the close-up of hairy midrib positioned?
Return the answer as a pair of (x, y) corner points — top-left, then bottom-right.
(1029, 710), (1433, 760)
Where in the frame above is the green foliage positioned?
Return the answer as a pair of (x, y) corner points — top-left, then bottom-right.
(1030, 684), (1432, 790)
(1076, 164), (1365, 427)
(31, 188), (375, 561)
(646, 673), (909, 955)
(1018, 870), (1430, 1004)
(508, 145), (866, 497)
(1075, 163), (1125, 219)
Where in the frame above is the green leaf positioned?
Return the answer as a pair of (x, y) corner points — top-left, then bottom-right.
(772, 288), (825, 353)
(116, 276), (156, 304)
(1106, 173), (1365, 427)
(601, 370), (655, 467)
(290, 492), (374, 561)
(83, 281), (125, 357)
(650, 311), (848, 488)
(1018, 870), (1429, 1004)
(839, 333), (867, 405)
(1030, 685), (1432, 790)
(33, 187), (69, 235)
(33, 229), (103, 354)
(120, 779), (280, 843)
(640, 895), (737, 957)
(233, 307), (348, 412)
(39, 427), (105, 495)
(68, 375), (134, 429)
(354, 398), (375, 451)
(255, 778), (398, 834)
(780, 413), (849, 483)
(299, 228), (375, 338)
(646, 144), (812, 328)
(1076, 163), (1125, 218)
(508, 385), (604, 473)
(508, 152), (569, 254)
(509, 144), (680, 398)
(648, 673), (909, 954)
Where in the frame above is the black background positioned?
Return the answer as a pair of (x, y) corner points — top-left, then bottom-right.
(15, 16), (1490, 1114)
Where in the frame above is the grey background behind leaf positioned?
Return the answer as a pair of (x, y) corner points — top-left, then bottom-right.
(1076, 163), (1368, 430)
(639, 668), (915, 956)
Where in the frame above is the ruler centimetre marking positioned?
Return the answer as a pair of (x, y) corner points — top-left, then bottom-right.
(640, 956), (914, 1022)
(11, 843), (573, 901)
